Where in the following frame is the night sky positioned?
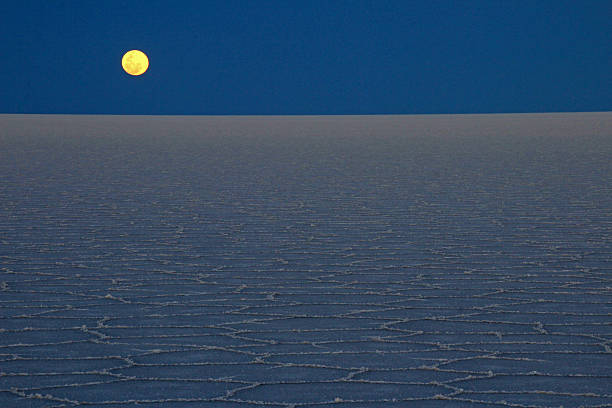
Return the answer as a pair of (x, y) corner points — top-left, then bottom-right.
(2, 0), (611, 115)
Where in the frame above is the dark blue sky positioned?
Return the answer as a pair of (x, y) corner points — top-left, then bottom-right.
(2, 1), (610, 115)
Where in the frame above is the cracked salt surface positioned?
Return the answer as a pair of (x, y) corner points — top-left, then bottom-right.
(1, 113), (611, 407)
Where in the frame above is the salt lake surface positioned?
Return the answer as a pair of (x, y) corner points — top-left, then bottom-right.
(1, 113), (611, 407)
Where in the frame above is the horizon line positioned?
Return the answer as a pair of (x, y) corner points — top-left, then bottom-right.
(2, 110), (611, 118)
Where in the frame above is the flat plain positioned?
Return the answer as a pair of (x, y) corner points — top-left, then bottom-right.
(1, 113), (611, 407)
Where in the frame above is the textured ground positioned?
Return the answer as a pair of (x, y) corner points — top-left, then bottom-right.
(1, 114), (611, 407)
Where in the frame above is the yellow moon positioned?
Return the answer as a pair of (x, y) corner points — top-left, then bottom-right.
(122, 50), (149, 76)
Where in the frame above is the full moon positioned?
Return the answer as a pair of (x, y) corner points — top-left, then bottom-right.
(122, 50), (149, 76)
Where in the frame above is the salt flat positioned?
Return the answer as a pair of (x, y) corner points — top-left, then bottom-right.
(1, 113), (611, 407)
